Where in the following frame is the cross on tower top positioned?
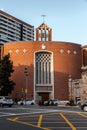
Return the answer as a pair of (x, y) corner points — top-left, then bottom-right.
(41, 15), (46, 23)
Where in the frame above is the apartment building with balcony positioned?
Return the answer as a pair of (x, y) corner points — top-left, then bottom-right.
(0, 10), (34, 44)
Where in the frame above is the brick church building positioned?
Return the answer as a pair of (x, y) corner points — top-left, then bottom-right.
(2, 22), (82, 102)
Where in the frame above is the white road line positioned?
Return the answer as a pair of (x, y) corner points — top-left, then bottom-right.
(0, 113), (16, 117)
(0, 108), (86, 117)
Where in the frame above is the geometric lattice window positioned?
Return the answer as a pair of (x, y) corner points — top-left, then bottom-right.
(35, 52), (52, 85)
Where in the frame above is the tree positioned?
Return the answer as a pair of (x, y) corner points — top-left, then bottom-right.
(0, 54), (15, 96)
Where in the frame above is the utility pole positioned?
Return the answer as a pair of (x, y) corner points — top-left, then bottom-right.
(69, 75), (74, 105)
(24, 65), (28, 103)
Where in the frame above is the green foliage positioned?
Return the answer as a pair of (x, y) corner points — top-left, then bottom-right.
(0, 54), (15, 96)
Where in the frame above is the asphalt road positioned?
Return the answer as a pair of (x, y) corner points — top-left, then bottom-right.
(0, 105), (87, 130)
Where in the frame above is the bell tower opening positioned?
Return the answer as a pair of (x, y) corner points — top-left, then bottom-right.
(36, 22), (52, 41)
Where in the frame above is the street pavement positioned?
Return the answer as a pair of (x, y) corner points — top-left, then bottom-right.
(0, 104), (87, 130)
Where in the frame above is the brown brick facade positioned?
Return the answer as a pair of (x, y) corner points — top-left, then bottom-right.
(3, 41), (82, 101)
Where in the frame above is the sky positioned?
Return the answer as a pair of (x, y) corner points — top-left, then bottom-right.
(0, 0), (87, 45)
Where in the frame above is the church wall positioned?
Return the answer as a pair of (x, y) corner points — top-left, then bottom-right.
(4, 41), (82, 101)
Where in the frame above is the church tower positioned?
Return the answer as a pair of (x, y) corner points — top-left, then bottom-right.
(36, 22), (52, 41)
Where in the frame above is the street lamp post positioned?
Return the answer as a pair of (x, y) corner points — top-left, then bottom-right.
(0, 85), (3, 95)
(24, 65), (28, 102)
(69, 75), (74, 105)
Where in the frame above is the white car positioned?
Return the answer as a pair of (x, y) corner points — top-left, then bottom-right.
(0, 96), (13, 107)
(81, 102), (87, 111)
(17, 99), (35, 105)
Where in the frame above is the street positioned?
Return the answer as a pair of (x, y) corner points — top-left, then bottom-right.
(0, 105), (87, 130)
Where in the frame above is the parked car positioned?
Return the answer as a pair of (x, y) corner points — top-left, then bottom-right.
(0, 96), (13, 107)
(76, 97), (81, 105)
(81, 102), (87, 111)
(44, 99), (60, 106)
(17, 99), (35, 105)
(77, 100), (81, 105)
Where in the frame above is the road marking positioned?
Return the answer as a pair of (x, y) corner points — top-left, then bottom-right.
(7, 117), (18, 121)
(78, 112), (87, 118)
(7, 112), (87, 130)
(37, 114), (43, 127)
(60, 113), (76, 130)
(7, 116), (50, 130)
(0, 112), (16, 117)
